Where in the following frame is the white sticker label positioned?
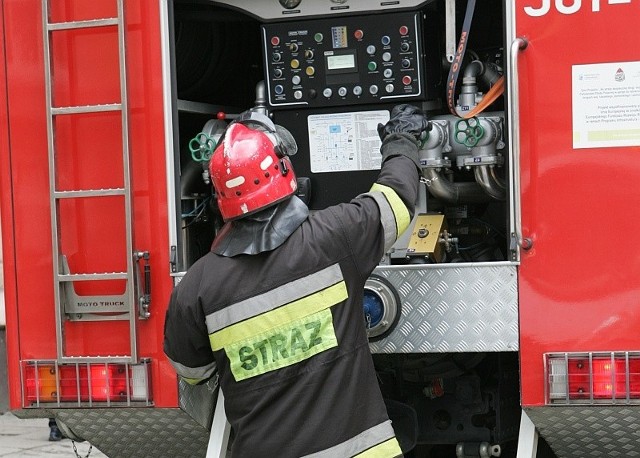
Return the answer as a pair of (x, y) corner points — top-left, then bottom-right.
(308, 110), (390, 173)
(572, 61), (640, 149)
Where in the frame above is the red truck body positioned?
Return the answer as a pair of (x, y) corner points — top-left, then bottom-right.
(2, 1), (640, 456)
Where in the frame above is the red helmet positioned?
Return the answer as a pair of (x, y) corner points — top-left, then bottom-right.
(209, 112), (298, 221)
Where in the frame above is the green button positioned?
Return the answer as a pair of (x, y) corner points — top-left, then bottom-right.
(368, 61), (377, 71)
(314, 33), (323, 43)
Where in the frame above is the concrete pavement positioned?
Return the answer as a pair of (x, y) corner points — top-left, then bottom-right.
(0, 412), (108, 457)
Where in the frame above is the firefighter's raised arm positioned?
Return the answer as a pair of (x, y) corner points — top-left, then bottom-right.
(332, 104), (431, 276)
(372, 103), (430, 244)
(375, 103), (430, 200)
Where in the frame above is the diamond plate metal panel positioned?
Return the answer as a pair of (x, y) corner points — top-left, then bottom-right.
(13, 380), (221, 457)
(526, 406), (640, 457)
(179, 375), (218, 429)
(54, 408), (210, 457)
(368, 263), (518, 353)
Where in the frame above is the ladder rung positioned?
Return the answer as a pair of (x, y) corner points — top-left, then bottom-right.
(51, 103), (122, 115)
(55, 188), (125, 199)
(47, 18), (119, 31)
(58, 272), (128, 282)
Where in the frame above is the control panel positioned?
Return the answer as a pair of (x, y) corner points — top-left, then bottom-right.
(262, 11), (425, 109)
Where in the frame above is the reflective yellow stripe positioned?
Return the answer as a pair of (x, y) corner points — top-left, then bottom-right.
(181, 377), (205, 386)
(227, 308), (338, 381)
(370, 183), (410, 237)
(210, 281), (348, 350)
(354, 438), (402, 458)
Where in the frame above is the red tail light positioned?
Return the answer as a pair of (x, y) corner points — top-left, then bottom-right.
(89, 365), (128, 401)
(23, 360), (152, 407)
(547, 352), (640, 404)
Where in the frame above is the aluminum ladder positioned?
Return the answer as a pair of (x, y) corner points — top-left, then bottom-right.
(42, 0), (148, 364)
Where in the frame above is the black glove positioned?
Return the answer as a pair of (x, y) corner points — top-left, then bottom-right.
(377, 104), (431, 146)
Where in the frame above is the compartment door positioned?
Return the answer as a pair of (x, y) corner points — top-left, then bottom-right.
(516, 0), (640, 406)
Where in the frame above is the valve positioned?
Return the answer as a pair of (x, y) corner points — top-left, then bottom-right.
(439, 230), (459, 254)
(454, 117), (485, 148)
(188, 132), (216, 162)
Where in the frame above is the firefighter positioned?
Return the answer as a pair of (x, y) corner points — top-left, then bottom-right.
(163, 104), (429, 457)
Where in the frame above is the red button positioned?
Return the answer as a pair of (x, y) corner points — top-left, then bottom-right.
(354, 29), (364, 40)
(402, 75), (412, 86)
(271, 36), (280, 46)
(399, 25), (409, 36)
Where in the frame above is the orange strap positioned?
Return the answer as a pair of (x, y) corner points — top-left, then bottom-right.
(464, 75), (505, 119)
(446, 0), (504, 119)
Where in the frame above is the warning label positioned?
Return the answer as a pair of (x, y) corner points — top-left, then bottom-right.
(573, 61), (640, 149)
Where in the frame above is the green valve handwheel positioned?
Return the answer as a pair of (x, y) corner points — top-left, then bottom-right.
(189, 132), (216, 162)
(454, 117), (484, 148)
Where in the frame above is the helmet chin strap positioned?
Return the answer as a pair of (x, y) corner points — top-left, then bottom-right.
(211, 195), (309, 257)
(279, 158), (289, 175)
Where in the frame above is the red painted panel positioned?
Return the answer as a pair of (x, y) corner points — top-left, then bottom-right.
(516, 1), (640, 406)
(51, 28), (121, 108)
(2, 0), (176, 408)
(54, 113), (125, 191)
(49, 0), (117, 24)
(0, 0), (24, 410)
(124, 1), (177, 408)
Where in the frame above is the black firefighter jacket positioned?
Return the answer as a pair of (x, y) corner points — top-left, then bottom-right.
(164, 137), (419, 458)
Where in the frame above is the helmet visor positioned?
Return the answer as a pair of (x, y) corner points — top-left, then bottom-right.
(274, 124), (298, 156)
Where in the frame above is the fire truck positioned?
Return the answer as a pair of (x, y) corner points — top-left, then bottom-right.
(2, 0), (640, 456)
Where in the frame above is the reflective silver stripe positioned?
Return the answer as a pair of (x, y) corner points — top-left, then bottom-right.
(302, 420), (396, 458)
(371, 183), (411, 237)
(206, 264), (344, 333)
(361, 192), (397, 251)
(166, 356), (217, 380)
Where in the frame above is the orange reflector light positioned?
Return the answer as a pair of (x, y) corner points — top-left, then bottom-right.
(546, 352), (640, 404)
(22, 360), (152, 407)
(24, 365), (59, 402)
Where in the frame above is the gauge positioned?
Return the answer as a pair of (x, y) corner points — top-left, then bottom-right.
(279, 0), (302, 9)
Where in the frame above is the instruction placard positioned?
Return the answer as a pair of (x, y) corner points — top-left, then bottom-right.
(572, 61), (640, 149)
(308, 110), (390, 173)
